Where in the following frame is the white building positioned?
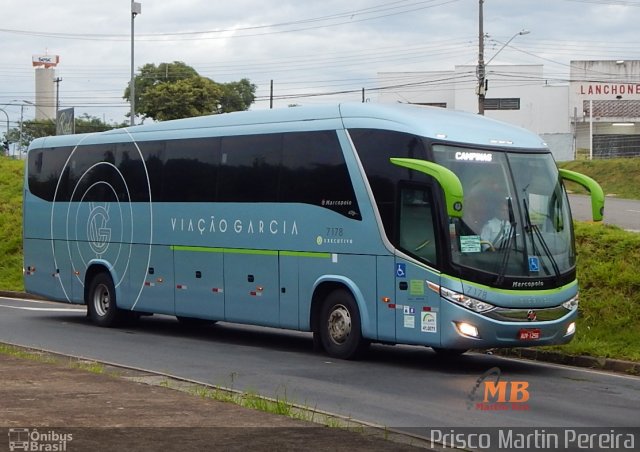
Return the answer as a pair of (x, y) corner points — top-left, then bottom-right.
(570, 60), (640, 159)
(378, 60), (640, 161)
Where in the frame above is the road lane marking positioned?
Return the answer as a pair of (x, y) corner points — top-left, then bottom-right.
(0, 304), (85, 312)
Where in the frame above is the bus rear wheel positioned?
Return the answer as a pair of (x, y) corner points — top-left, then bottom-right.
(87, 272), (124, 327)
(318, 289), (368, 360)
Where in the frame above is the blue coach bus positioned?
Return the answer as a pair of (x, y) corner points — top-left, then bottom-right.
(23, 103), (604, 359)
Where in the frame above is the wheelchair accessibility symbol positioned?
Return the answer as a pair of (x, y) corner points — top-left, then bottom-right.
(396, 263), (406, 278)
(528, 256), (540, 272)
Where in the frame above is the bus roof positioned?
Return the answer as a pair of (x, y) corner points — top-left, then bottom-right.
(29, 103), (548, 151)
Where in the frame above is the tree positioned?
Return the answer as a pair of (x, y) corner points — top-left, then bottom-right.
(140, 77), (224, 121)
(7, 114), (127, 152)
(218, 79), (257, 113)
(124, 61), (256, 121)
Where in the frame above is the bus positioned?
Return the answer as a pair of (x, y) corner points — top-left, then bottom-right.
(23, 103), (604, 359)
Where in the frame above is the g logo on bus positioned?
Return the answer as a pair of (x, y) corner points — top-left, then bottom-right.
(50, 134), (153, 308)
(526, 310), (537, 322)
(87, 203), (112, 257)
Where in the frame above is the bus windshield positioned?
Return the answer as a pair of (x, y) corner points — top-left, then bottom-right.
(432, 145), (575, 284)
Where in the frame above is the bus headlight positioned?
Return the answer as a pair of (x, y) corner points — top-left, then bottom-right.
(566, 322), (576, 336)
(455, 322), (480, 338)
(562, 293), (579, 311)
(441, 287), (495, 313)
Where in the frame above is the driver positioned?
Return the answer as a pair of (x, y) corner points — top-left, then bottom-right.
(464, 187), (511, 251)
(479, 201), (511, 250)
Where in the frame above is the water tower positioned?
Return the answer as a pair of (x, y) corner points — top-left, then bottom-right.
(32, 54), (60, 121)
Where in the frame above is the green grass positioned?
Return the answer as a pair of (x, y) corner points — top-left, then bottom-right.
(0, 343), (55, 363)
(0, 157), (24, 291)
(558, 158), (640, 199)
(68, 359), (107, 374)
(548, 222), (640, 361)
(1, 156), (639, 361)
(0, 343), (108, 374)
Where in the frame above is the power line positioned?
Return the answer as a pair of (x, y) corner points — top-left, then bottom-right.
(0, 0), (463, 42)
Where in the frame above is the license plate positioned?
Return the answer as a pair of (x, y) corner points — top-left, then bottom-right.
(518, 328), (541, 340)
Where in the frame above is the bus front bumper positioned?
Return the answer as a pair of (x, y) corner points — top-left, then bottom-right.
(438, 302), (578, 350)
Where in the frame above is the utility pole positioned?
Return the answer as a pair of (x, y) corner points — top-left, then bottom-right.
(54, 77), (62, 112)
(130, 1), (142, 126)
(477, 0), (485, 115)
(270, 80), (273, 109)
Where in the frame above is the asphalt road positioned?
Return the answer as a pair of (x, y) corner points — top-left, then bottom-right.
(1, 296), (639, 431)
(569, 194), (640, 231)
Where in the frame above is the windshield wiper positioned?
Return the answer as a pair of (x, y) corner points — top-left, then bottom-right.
(495, 197), (517, 285)
(522, 197), (561, 281)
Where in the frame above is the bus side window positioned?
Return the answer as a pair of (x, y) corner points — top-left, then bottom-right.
(398, 186), (437, 264)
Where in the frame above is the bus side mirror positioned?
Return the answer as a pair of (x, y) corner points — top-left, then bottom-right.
(390, 158), (464, 218)
(558, 168), (604, 222)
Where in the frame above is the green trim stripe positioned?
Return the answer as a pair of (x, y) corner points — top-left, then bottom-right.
(280, 250), (331, 258)
(171, 245), (330, 258)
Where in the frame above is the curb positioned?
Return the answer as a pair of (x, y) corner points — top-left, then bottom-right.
(493, 348), (640, 376)
(0, 290), (48, 301)
(2, 290), (639, 376)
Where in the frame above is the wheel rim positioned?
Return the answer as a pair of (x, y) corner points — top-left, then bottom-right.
(93, 283), (110, 317)
(327, 304), (352, 345)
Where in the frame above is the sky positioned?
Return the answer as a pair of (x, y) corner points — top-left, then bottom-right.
(1, 0), (640, 128)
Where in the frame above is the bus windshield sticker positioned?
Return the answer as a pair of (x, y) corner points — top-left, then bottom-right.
(460, 235), (481, 253)
(528, 256), (540, 272)
(410, 280), (425, 296)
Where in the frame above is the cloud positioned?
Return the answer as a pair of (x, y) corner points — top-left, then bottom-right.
(1, 0), (639, 123)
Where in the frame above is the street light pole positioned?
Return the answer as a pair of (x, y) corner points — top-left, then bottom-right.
(486, 30), (530, 66)
(477, 27), (530, 115)
(130, 1), (142, 127)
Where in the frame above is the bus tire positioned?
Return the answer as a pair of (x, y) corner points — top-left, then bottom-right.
(318, 289), (368, 360)
(87, 272), (124, 327)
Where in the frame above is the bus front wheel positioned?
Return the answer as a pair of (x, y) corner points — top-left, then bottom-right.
(318, 289), (368, 360)
(87, 273), (124, 327)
